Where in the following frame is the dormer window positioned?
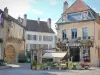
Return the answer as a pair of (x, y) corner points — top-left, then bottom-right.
(67, 12), (82, 22)
(56, 10), (95, 24)
(82, 11), (88, 20)
(62, 15), (67, 22)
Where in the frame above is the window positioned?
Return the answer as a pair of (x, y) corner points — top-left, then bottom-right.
(49, 36), (53, 41)
(71, 28), (77, 39)
(68, 12), (82, 22)
(33, 35), (37, 40)
(49, 44), (52, 50)
(82, 11), (88, 20)
(27, 35), (31, 40)
(43, 36), (53, 41)
(43, 44), (48, 50)
(62, 29), (67, 40)
(82, 27), (88, 40)
(26, 44), (30, 51)
(30, 44), (36, 50)
(39, 36), (42, 41)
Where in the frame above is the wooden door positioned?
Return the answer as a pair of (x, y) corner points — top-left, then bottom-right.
(5, 45), (16, 63)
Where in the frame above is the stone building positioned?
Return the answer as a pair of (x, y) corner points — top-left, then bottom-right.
(0, 7), (25, 63)
(56, 0), (100, 66)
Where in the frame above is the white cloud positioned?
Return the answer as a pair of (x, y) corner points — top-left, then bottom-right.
(49, 0), (58, 5)
(32, 9), (43, 15)
(0, 0), (36, 18)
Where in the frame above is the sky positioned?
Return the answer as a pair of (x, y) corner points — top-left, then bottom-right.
(0, 0), (100, 33)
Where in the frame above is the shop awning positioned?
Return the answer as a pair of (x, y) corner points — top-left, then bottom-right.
(43, 52), (67, 58)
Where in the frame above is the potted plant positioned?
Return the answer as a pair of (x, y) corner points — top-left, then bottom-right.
(37, 64), (41, 70)
(32, 60), (37, 70)
(47, 62), (52, 70)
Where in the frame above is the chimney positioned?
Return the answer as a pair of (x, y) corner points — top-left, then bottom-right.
(37, 18), (40, 24)
(63, 1), (68, 12)
(23, 14), (27, 27)
(18, 16), (21, 22)
(4, 7), (8, 17)
(47, 18), (51, 28)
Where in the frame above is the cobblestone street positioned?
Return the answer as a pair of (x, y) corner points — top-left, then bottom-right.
(0, 63), (100, 75)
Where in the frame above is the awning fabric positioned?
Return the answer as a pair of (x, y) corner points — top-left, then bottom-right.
(43, 52), (67, 58)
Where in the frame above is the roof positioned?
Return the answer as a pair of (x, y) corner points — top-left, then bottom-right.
(25, 19), (55, 33)
(43, 52), (67, 58)
(63, 0), (90, 14)
(0, 9), (23, 28)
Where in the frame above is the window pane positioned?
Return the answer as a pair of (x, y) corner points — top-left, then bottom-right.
(33, 35), (37, 40)
(27, 35), (31, 40)
(49, 44), (52, 50)
(26, 44), (29, 51)
(82, 28), (88, 39)
(39, 36), (42, 41)
(43, 44), (48, 50)
(62, 30), (67, 40)
(30, 44), (36, 50)
(68, 12), (82, 21)
(72, 28), (77, 39)
(43, 36), (53, 41)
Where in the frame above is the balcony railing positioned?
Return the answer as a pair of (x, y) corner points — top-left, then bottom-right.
(56, 36), (94, 48)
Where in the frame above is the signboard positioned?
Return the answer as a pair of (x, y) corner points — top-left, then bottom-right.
(66, 43), (80, 47)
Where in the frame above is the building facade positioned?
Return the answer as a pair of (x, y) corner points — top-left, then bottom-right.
(0, 7), (25, 63)
(23, 17), (55, 59)
(56, 0), (100, 66)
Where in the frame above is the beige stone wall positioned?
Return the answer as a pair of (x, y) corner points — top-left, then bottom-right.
(9, 21), (23, 39)
(57, 21), (95, 40)
(91, 21), (100, 66)
(57, 20), (100, 66)
(3, 19), (25, 63)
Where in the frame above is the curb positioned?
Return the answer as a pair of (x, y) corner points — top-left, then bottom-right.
(0, 66), (12, 70)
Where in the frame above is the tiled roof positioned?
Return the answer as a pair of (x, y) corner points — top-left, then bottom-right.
(63, 0), (90, 14)
(0, 9), (23, 28)
(25, 19), (55, 33)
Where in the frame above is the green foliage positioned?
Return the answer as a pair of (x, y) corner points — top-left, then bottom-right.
(32, 60), (37, 66)
(26, 51), (31, 58)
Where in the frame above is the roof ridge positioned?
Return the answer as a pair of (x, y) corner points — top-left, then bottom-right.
(63, 0), (90, 14)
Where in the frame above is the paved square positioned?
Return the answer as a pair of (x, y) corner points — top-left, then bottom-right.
(0, 64), (100, 75)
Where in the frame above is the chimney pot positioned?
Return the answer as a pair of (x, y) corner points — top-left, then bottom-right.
(38, 18), (40, 24)
(23, 14), (27, 27)
(4, 7), (8, 17)
(63, 1), (68, 12)
(47, 18), (51, 28)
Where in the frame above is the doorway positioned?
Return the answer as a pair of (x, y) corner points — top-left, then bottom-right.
(70, 47), (80, 62)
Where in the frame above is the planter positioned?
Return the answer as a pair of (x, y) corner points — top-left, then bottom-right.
(37, 64), (41, 70)
(32, 66), (36, 70)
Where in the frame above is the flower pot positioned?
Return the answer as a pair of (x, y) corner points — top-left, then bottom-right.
(37, 65), (41, 70)
(32, 66), (36, 70)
